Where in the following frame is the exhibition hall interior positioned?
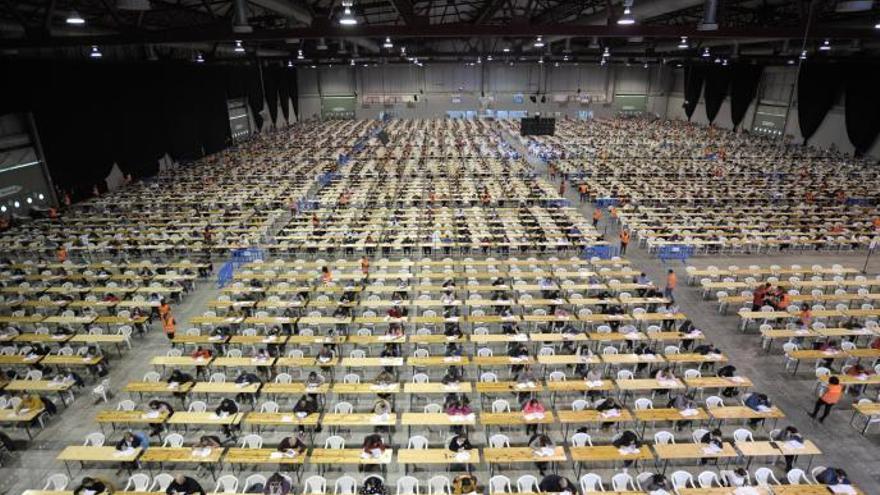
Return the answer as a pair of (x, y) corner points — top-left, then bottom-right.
(2, 1), (880, 495)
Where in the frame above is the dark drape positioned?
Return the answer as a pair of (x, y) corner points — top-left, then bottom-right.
(702, 65), (731, 124)
(278, 68), (291, 123)
(264, 65), (280, 125)
(287, 68), (299, 121)
(246, 64), (265, 131)
(683, 65), (706, 121)
(844, 64), (880, 156)
(0, 60), (232, 195)
(729, 64), (763, 129)
(797, 62), (843, 144)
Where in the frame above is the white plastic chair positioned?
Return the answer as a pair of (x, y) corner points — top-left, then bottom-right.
(488, 434), (510, 448)
(150, 474), (175, 492)
(213, 475), (239, 494)
(611, 471), (636, 491)
(43, 474), (69, 491)
(304, 476), (327, 495)
(579, 473), (604, 493)
(324, 435), (346, 449)
(787, 468), (812, 485)
(396, 476), (420, 495)
(124, 473), (151, 492)
(671, 471), (695, 491)
(334, 476), (358, 495)
(407, 435), (429, 449)
(83, 432), (105, 447)
(162, 433), (185, 448)
(697, 471), (721, 488)
(427, 476), (450, 495)
(489, 475), (512, 495)
(240, 433), (263, 448)
(754, 467), (780, 487)
(516, 475), (539, 493)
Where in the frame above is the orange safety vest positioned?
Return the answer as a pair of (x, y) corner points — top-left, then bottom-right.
(667, 272), (677, 289)
(619, 231), (630, 244)
(159, 303), (170, 318)
(592, 210), (602, 220)
(610, 207), (618, 218)
(361, 259), (370, 274)
(821, 383), (843, 404)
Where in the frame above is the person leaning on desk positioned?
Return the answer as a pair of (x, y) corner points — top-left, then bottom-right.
(165, 474), (206, 495)
(73, 476), (114, 495)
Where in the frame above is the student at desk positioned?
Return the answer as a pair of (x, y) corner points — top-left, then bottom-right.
(317, 345), (335, 371)
(293, 396), (319, 433)
(816, 467), (851, 485)
(603, 302), (624, 331)
(320, 266), (333, 285)
(360, 433), (386, 472)
(697, 428), (723, 465)
(538, 474), (574, 494)
(358, 476), (387, 495)
(379, 344), (400, 373)
(798, 304), (813, 329)
(115, 431), (146, 474)
(522, 398), (546, 435)
(215, 398), (239, 439)
(771, 425), (803, 471)
(611, 430), (642, 467)
(14, 393), (44, 415)
(528, 432), (555, 476)
(166, 474), (206, 495)
(278, 430), (307, 456)
(654, 367), (677, 394)
(444, 323), (464, 340)
(668, 392), (697, 431)
(744, 392), (772, 427)
(147, 399), (174, 437)
(73, 476), (113, 495)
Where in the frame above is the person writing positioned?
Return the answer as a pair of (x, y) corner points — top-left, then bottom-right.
(73, 477), (113, 495)
(165, 475), (205, 495)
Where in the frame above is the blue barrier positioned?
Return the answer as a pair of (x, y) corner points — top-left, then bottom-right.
(546, 199), (571, 208)
(582, 245), (618, 260)
(656, 244), (695, 264)
(595, 198), (619, 208)
(232, 247), (264, 265)
(216, 261), (234, 288)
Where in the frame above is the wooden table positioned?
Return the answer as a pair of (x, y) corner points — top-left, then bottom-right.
(124, 381), (193, 399)
(851, 401), (880, 434)
(139, 446), (224, 465)
(56, 445), (141, 475)
(569, 445), (654, 477)
(652, 442), (738, 473)
(0, 407), (44, 438)
(483, 446), (567, 476)
(678, 489), (770, 495)
(242, 412), (320, 430)
(397, 448), (480, 473)
(308, 448), (393, 474)
(167, 411), (244, 431)
(771, 486), (864, 495)
(190, 382), (262, 397)
(708, 406), (785, 428)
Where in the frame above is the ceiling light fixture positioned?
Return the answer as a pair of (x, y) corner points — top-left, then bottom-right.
(195, 52), (204, 63)
(503, 46), (510, 53)
(66, 10), (85, 25)
(702, 47), (710, 57)
(534, 36), (544, 48)
(297, 49), (304, 59)
(799, 49), (808, 60)
(819, 39), (831, 51)
(538, 57), (544, 64)
(487, 55), (493, 61)
(339, 1), (357, 25)
(383, 37), (393, 49)
(678, 36), (688, 49)
(617, 6), (635, 25)
(89, 45), (102, 58)
(234, 40), (245, 53)
(288, 60), (294, 67)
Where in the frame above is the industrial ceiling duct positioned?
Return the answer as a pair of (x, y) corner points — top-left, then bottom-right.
(698, 0), (718, 31)
(232, 0), (253, 34)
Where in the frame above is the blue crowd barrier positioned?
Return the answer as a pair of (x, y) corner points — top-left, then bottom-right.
(656, 244), (694, 263)
(594, 198), (619, 208)
(216, 261), (235, 288)
(582, 245), (618, 260)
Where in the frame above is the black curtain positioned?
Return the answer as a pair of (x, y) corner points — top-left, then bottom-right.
(264, 65), (280, 126)
(729, 64), (763, 129)
(702, 65), (731, 124)
(246, 64), (265, 131)
(278, 68), (291, 123)
(797, 62), (843, 144)
(683, 64), (706, 121)
(0, 60), (233, 196)
(844, 64), (880, 156)
(287, 68), (299, 121)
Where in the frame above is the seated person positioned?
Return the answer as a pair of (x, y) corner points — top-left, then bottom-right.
(73, 477), (113, 495)
(816, 467), (850, 485)
(744, 392), (772, 427)
(278, 431), (307, 456)
(215, 398), (239, 438)
(611, 430), (641, 467)
(538, 474), (574, 494)
(527, 433), (555, 476)
(166, 475), (205, 495)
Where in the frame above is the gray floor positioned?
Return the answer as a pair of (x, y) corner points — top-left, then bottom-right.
(3, 150), (880, 494)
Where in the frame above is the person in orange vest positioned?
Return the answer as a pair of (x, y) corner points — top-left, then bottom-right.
(162, 312), (176, 341)
(665, 269), (677, 302)
(158, 298), (171, 321)
(592, 209), (602, 227)
(619, 229), (631, 255)
(56, 244), (68, 263)
(809, 375), (842, 423)
(360, 256), (370, 277)
(578, 183), (588, 203)
(609, 206), (619, 226)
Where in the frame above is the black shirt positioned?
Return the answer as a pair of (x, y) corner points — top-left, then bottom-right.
(166, 477), (206, 495)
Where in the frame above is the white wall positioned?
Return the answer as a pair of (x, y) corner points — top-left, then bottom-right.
(297, 63), (671, 121)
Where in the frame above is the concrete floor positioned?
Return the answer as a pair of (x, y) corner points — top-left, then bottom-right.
(3, 148), (880, 494)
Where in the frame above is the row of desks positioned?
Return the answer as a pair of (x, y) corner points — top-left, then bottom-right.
(123, 376), (754, 398)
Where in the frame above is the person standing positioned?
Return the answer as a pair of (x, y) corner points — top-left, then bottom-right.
(162, 312), (176, 341)
(592, 209), (602, 227)
(665, 269), (677, 302)
(809, 376), (843, 423)
(619, 229), (630, 255)
(578, 183), (588, 203)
